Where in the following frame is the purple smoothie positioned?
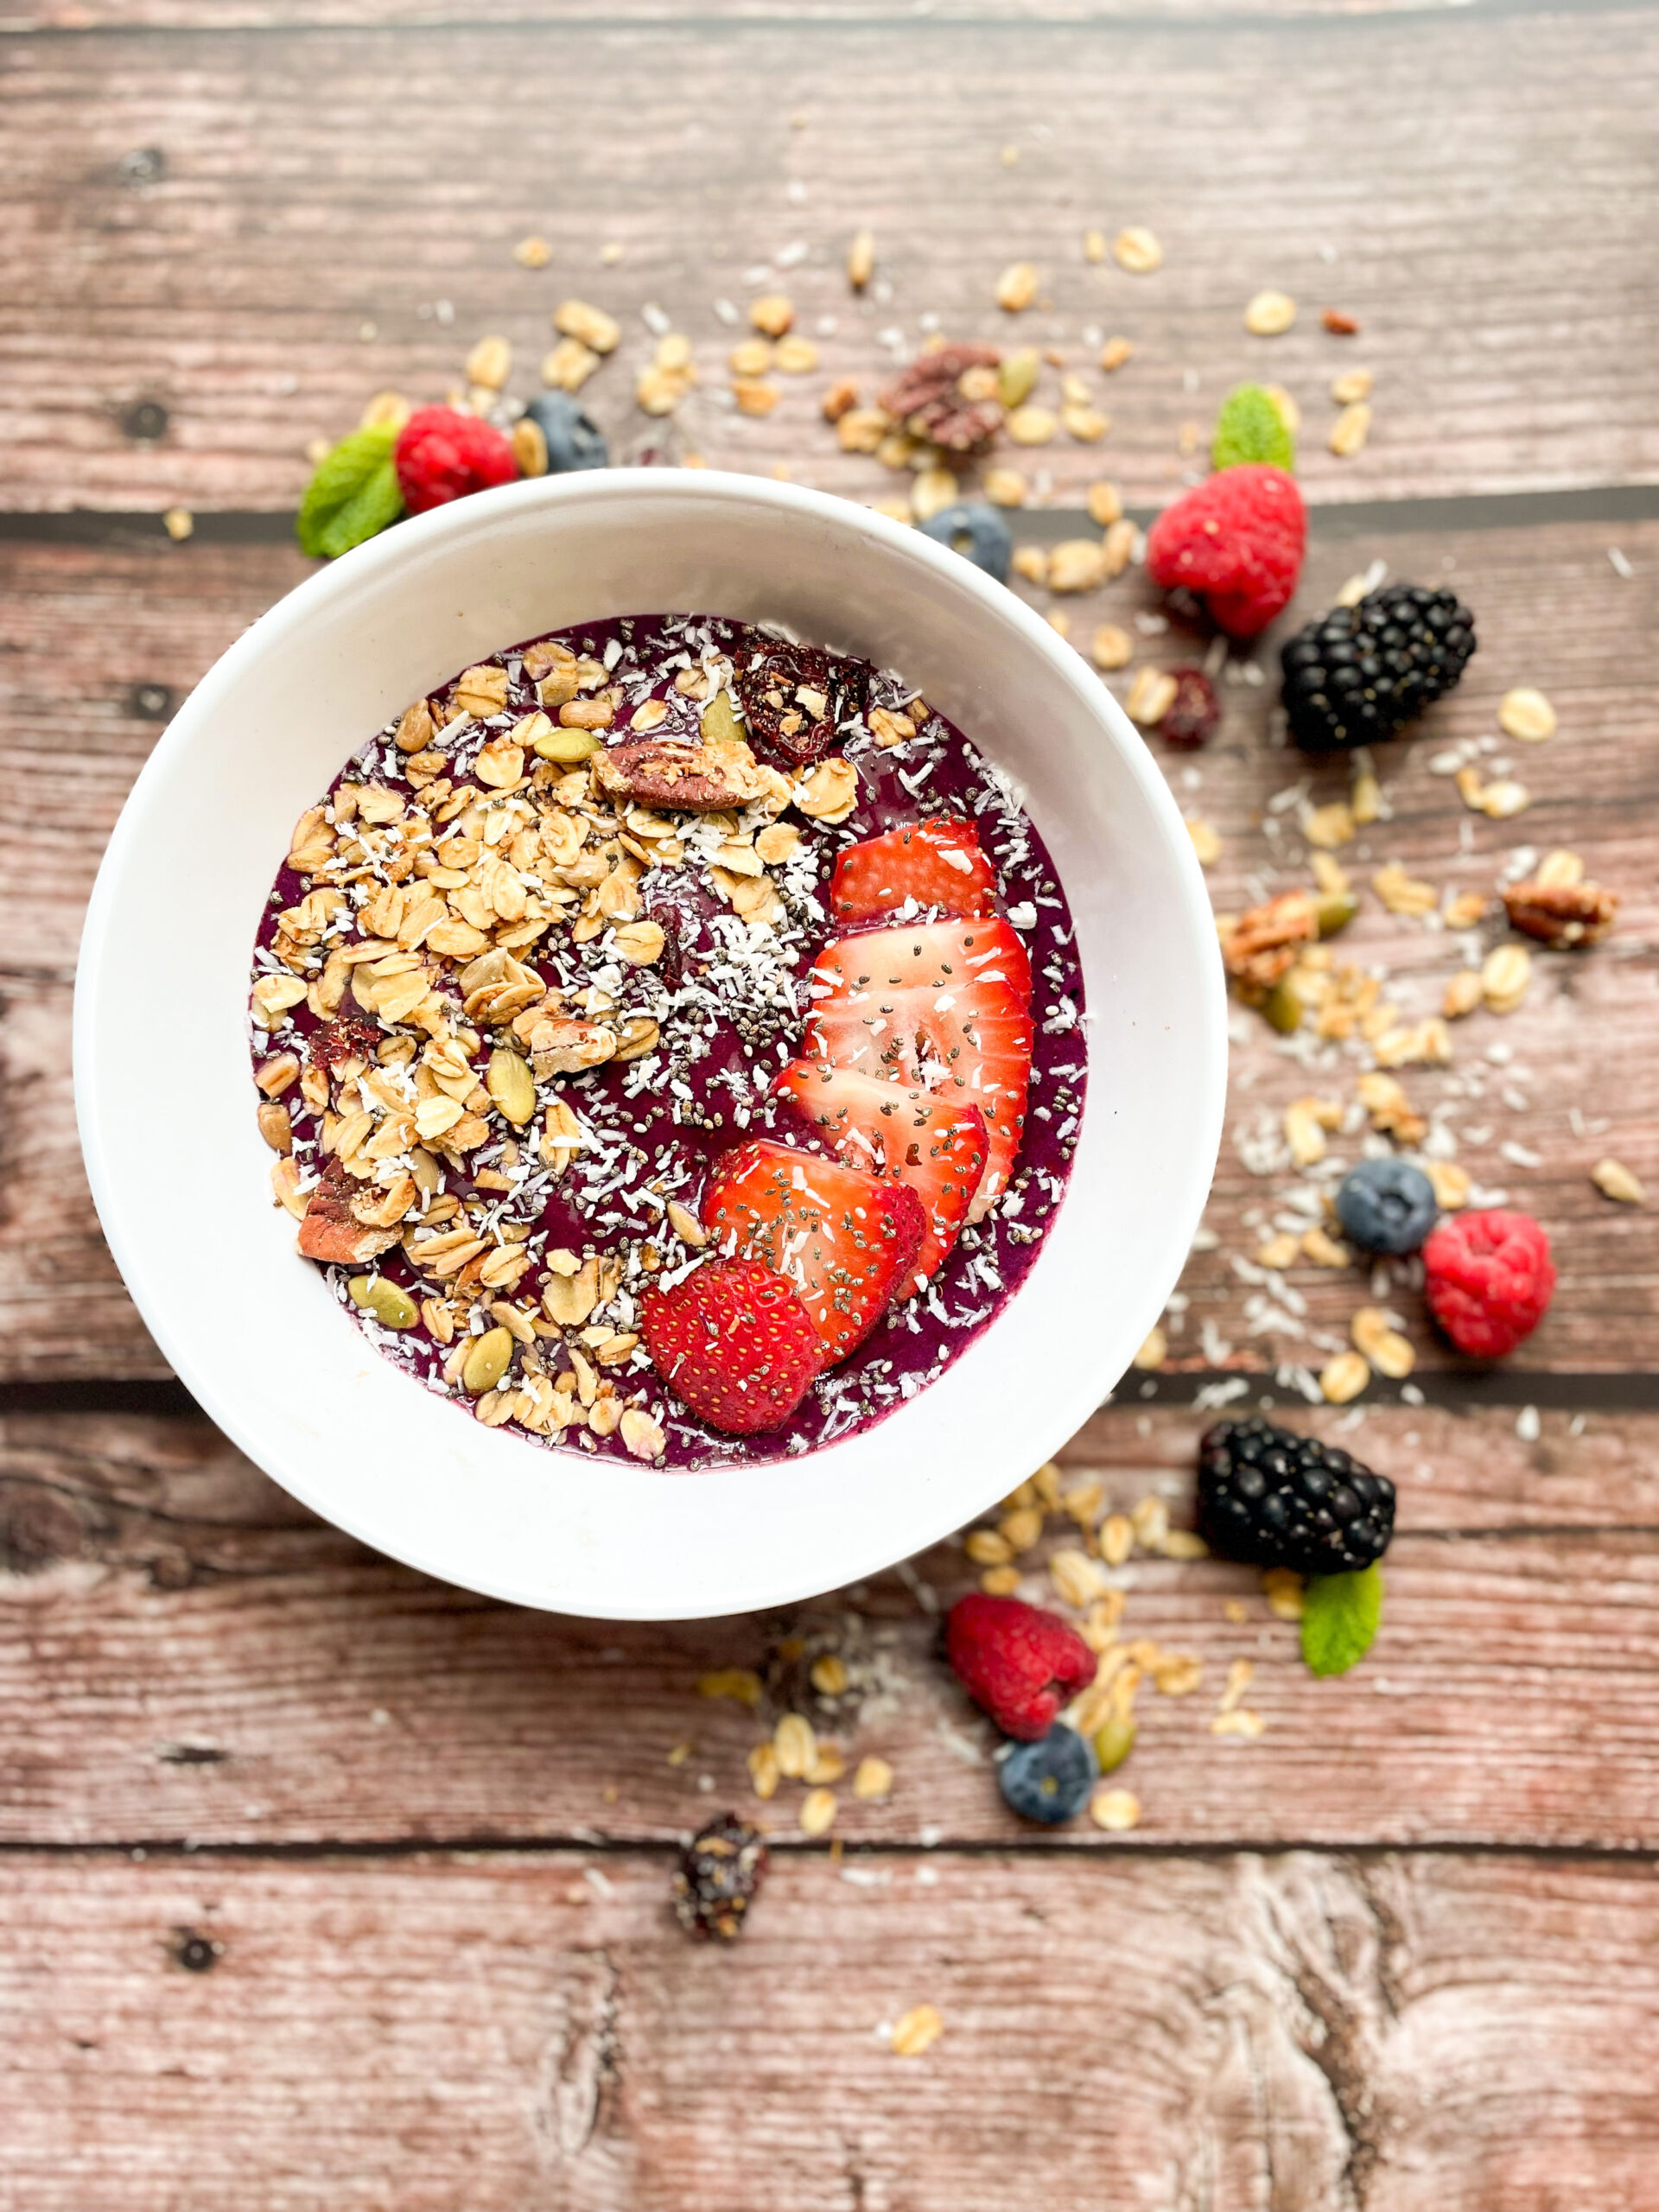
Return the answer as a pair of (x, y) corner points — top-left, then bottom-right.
(251, 613), (1087, 1470)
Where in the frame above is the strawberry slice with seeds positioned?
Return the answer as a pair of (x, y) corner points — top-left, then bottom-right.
(702, 1139), (925, 1367)
(804, 917), (1033, 1221)
(773, 1060), (988, 1300)
(640, 1258), (822, 1435)
(829, 817), (996, 924)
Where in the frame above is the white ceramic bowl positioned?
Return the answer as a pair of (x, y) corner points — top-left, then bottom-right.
(75, 472), (1225, 1620)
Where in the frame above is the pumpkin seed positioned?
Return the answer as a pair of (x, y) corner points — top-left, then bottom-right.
(348, 1275), (418, 1331)
(1592, 1158), (1645, 1205)
(486, 1047), (537, 1126)
(531, 724), (600, 763)
(1092, 1712), (1136, 1775)
(1263, 976), (1304, 1033)
(461, 1325), (514, 1395)
(700, 690), (746, 749)
(997, 347), (1040, 407)
(1315, 889), (1358, 937)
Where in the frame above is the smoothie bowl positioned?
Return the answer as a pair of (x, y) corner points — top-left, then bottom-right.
(74, 474), (1225, 1619)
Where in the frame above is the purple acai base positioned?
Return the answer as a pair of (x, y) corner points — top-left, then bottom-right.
(251, 612), (1088, 1471)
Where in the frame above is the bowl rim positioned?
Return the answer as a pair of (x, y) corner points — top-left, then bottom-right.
(74, 469), (1227, 1618)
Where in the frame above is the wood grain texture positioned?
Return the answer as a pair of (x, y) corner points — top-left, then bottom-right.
(3, 517), (1650, 1380)
(3, 1403), (1656, 1851)
(1, 10), (1656, 511)
(3, 0), (1531, 27)
(4, 1847), (1659, 2212)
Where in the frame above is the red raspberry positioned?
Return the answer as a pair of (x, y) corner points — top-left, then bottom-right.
(1145, 463), (1306, 638)
(394, 406), (518, 516)
(945, 1592), (1095, 1741)
(1422, 1209), (1555, 1359)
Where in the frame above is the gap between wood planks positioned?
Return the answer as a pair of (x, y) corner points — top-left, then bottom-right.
(3, 483), (1657, 546)
(3, 1834), (1659, 1862)
(0, 1370), (1656, 1421)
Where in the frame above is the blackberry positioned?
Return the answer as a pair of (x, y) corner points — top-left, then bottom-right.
(1281, 583), (1475, 752)
(1198, 1416), (1395, 1575)
(672, 1814), (767, 1941)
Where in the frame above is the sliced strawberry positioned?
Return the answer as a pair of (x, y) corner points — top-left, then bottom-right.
(773, 1060), (988, 1300)
(804, 917), (1033, 1221)
(702, 1139), (925, 1367)
(829, 817), (996, 924)
(640, 1258), (822, 1435)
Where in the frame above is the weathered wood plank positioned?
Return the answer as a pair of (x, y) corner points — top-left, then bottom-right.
(1, 12), (1655, 510)
(3, 1847), (1658, 2211)
(3, 0), (1526, 27)
(4, 515), (1650, 1379)
(3, 1405), (1657, 1850)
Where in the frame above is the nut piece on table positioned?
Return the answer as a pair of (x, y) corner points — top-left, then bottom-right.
(552, 299), (620, 355)
(1219, 890), (1319, 997)
(1501, 878), (1618, 948)
(593, 738), (766, 811)
(878, 344), (1004, 455)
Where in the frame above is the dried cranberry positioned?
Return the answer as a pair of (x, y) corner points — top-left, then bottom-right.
(309, 1011), (381, 1075)
(734, 637), (870, 767)
(672, 1814), (768, 1941)
(652, 906), (684, 990)
(1160, 669), (1220, 748)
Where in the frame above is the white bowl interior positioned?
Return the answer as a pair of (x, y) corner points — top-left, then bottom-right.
(75, 473), (1225, 1618)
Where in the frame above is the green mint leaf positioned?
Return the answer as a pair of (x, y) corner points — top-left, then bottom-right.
(1301, 1564), (1382, 1676)
(296, 423), (404, 559)
(1212, 382), (1296, 474)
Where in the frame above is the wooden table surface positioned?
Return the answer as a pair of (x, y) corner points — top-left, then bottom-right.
(3, 5), (1658, 2207)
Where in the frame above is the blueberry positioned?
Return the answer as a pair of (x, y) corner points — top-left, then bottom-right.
(919, 501), (1013, 584)
(519, 392), (608, 475)
(1335, 1157), (1440, 1255)
(997, 1723), (1097, 1825)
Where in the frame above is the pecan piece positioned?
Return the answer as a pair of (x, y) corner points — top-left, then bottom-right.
(593, 738), (766, 811)
(1501, 878), (1618, 948)
(732, 637), (870, 768)
(296, 1158), (400, 1266)
(878, 343), (1005, 454)
(1219, 890), (1318, 996)
(528, 1017), (618, 1077)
